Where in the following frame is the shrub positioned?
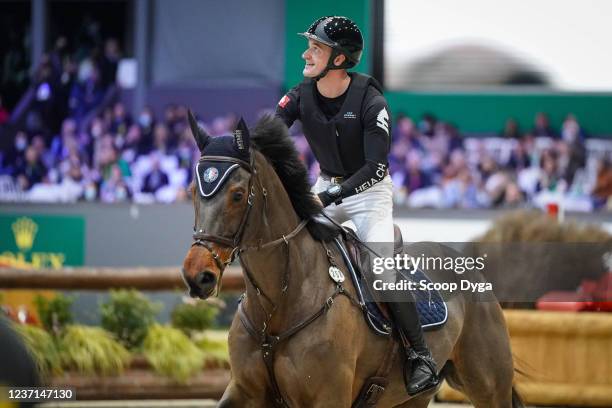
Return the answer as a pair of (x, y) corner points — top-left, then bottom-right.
(59, 325), (130, 375)
(13, 323), (62, 378)
(193, 334), (229, 368)
(100, 289), (161, 349)
(171, 299), (219, 335)
(143, 324), (204, 383)
(33, 293), (74, 336)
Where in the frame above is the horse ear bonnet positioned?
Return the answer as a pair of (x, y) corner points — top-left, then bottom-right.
(195, 132), (250, 199)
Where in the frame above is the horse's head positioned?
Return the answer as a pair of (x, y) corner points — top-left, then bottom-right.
(182, 110), (254, 299)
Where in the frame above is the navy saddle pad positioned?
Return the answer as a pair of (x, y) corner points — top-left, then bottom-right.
(333, 238), (447, 334)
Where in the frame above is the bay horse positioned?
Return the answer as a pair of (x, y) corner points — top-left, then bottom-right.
(181, 112), (524, 408)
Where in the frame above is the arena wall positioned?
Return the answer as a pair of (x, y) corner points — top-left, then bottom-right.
(2, 204), (611, 267)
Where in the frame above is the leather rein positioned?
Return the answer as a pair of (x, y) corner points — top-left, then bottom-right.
(191, 153), (358, 407)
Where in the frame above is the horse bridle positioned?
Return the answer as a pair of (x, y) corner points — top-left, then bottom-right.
(190, 153), (308, 297)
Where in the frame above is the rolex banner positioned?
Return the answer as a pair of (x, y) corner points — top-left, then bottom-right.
(0, 215), (85, 268)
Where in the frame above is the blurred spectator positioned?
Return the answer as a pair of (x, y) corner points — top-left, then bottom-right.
(110, 102), (131, 138)
(69, 65), (104, 121)
(14, 146), (47, 190)
(403, 151), (433, 193)
(153, 123), (171, 154)
(561, 114), (585, 144)
(100, 38), (121, 87)
(418, 113), (437, 137)
(532, 112), (557, 138)
(500, 117), (521, 139)
(506, 138), (532, 170)
(536, 150), (565, 193)
(99, 163), (131, 203)
(141, 154), (169, 194)
(500, 181), (526, 208)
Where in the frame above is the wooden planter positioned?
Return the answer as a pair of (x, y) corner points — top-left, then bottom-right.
(49, 357), (230, 400)
(438, 310), (612, 407)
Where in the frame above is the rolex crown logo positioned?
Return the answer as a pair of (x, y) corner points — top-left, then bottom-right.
(12, 217), (38, 252)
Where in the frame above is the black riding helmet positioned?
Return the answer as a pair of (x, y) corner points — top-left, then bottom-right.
(299, 16), (364, 80)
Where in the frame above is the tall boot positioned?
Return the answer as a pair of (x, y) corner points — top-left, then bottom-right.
(386, 299), (439, 395)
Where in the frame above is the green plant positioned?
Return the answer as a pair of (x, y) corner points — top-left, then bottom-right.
(143, 324), (204, 383)
(13, 323), (63, 378)
(194, 334), (229, 367)
(100, 289), (161, 349)
(171, 300), (219, 335)
(59, 325), (130, 375)
(34, 293), (74, 336)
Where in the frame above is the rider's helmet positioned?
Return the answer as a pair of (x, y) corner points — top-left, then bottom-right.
(299, 16), (363, 79)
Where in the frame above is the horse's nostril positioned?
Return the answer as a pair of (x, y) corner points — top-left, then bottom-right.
(197, 271), (216, 286)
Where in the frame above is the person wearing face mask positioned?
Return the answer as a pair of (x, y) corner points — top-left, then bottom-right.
(3, 132), (28, 173)
(275, 16), (439, 396)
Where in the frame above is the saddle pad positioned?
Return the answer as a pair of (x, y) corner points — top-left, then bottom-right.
(360, 268), (447, 331)
(333, 238), (447, 334)
(397, 268), (448, 329)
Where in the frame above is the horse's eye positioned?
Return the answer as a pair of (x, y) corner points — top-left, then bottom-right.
(232, 191), (244, 202)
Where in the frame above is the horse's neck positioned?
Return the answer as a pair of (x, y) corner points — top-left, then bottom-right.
(239, 160), (331, 332)
(241, 231), (331, 333)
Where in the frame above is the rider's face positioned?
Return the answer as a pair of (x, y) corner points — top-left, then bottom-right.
(302, 40), (331, 78)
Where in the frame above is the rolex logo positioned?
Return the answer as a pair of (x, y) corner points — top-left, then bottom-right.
(12, 217), (38, 252)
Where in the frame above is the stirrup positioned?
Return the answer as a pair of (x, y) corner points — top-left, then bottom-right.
(403, 349), (440, 396)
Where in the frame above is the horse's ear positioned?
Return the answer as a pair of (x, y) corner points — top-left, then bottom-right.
(188, 109), (210, 153)
(233, 117), (250, 152)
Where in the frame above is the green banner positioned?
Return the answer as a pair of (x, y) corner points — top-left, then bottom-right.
(0, 214), (85, 268)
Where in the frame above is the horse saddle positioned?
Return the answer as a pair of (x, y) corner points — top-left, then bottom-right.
(334, 225), (448, 336)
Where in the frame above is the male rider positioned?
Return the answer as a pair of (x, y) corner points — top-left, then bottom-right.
(275, 16), (438, 395)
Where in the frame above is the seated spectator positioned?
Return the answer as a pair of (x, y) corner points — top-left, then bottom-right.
(442, 168), (482, 209)
(561, 114), (585, 144)
(153, 123), (171, 155)
(110, 102), (131, 137)
(100, 38), (121, 87)
(100, 163), (131, 203)
(500, 181), (526, 208)
(535, 150), (566, 193)
(14, 146), (47, 190)
(532, 112), (557, 138)
(141, 154), (169, 194)
(2, 131), (28, 173)
(500, 117), (521, 139)
(69, 66), (104, 122)
(506, 138), (532, 170)
(403, 151), (433, 193)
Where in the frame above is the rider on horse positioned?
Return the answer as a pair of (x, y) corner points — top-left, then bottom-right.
(275, 16), (439, 396)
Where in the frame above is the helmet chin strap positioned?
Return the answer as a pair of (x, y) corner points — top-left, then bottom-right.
(313, 49), (346, 82)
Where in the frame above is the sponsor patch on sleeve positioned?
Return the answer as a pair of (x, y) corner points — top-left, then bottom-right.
(278, 94), (290, 108)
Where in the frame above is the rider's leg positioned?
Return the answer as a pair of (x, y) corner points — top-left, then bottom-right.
(345, 176), (439, 396)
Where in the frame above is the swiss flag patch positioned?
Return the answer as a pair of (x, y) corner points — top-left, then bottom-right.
(278, 95), (290, 108)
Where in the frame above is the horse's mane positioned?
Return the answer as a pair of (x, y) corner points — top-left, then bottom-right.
(251, 115), (339, 241)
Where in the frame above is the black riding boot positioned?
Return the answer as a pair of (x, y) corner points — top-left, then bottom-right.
(386, 300), (439, 395)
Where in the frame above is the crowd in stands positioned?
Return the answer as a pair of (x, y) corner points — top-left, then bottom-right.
(1, 98), (611, 211)
(1, 29), (610, 210)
